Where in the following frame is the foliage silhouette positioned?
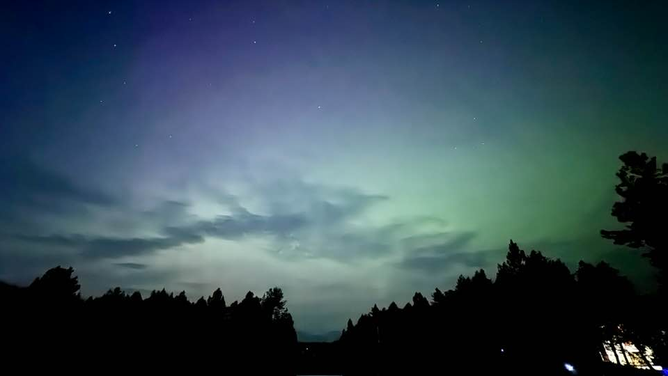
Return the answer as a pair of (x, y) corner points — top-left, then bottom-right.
(602, 151), (668, 290)
(338, 240), (666, 376)
(2, 267), (297, 374)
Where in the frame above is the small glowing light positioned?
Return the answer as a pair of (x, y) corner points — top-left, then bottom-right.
(317, 105), (321, 109)
(564, 363), (576, 373)
(113, 44), (117, 48)
(108, 11), (112, 15)
(500, 348), (504, 353)
(253, 40), (257, 44)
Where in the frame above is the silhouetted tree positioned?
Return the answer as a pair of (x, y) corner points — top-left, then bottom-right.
(496, 240), (526, 284)
(207, 287), (226, 312)
(431, 287), (445, 305)
(337, 239), (667, 375)
(262, 287), (288, 321)
(371, 304), (380, 317)
(130, 290), (143, 303)
(195, 296), (207, 309)
(29, 265), (80, 301)
(411, 292), (429, 310)
(1, 266), (299, 374)
(601, 151), (668, 289)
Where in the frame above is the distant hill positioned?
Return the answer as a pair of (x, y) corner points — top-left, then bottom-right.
(297, 330), (341, 343)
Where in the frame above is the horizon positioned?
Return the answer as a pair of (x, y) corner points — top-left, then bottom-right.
(1, 0), (667, 334)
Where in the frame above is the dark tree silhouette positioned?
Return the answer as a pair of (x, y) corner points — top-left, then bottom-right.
(1, 266), (298, 374)
(29, 265), (80, 300)
(207, 287), (226, 311)
(262, 286), (288, 321)
(338, 240), (665, 376)
(602, 151), (668, 289)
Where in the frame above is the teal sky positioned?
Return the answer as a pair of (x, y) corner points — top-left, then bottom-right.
(1, 0), (667, 333)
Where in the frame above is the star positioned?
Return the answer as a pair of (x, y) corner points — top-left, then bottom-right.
(100, 100), (103, 103)
(473, 117), (477, 120)
(480, 40), (483, 44)
(169, 134), (173, 139)
(123, 81), (127, 85)
(252, 20), (256, 24)
(113, 44), (117, 48)
(436, 3), (440, 7)
(317, 105), (322, 109)
(189, 18), (192, 21)
(108, 11), (112, 15)
(253, 40), (257, 44)
(134, 144), (139, 148)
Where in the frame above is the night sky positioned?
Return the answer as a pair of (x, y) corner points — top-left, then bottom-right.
(1, 0), (667, 334)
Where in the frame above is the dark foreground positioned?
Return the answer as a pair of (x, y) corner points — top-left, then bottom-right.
(295, 342), (664, 376)
(3, 238), (666, 375)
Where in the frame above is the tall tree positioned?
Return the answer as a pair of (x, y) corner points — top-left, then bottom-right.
(601, 151), (668, 288)
(207, 288), (226, 312)
(29, 266), (80, 301)
(496, 240), (526, 285)
(261, 287), (288, 322)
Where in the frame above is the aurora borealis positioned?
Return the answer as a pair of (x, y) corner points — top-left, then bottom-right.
(1, 0), (667, 334)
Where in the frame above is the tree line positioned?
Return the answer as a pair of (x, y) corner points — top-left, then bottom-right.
(1, 268), (297, 373)
(337, 241), (666, 375)
(336, 151), (667, 375)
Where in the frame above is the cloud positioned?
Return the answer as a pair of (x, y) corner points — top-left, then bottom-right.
(141, 200), (194, 226)
(397, 232), (487, 274)
(0, 157), (119, 241)
(14, 232), (205, 259)
(115, 262), (148, 270)
(1, 160), (474, 281)
(0, 157), (115, 214)
(400, 231), (476, 252)
(399, 251), (489, 274)
(183, 211), (308, 240)
(8, 179), (394, 261)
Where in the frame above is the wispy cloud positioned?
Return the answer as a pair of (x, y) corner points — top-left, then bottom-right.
(14, 232), (204, 259)
(0, 157), (115, 214)
(115, 262), (148, 270)
(397, 232), (490, 273)
(8, 176), (397, 261)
